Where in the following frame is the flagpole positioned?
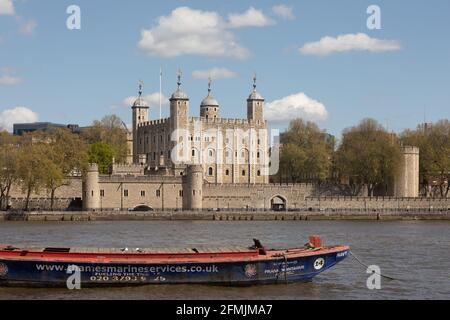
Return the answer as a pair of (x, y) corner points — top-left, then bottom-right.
(159, 67), (162, 120)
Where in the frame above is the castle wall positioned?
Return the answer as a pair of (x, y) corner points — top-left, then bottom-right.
(8, 177), (82, 199)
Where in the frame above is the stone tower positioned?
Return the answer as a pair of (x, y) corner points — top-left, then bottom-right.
(170, 71), (189, 130)
(132, 81), (149, 164)
(200, 78), (219, 119)
(394, 146), (420, 198)
(169, 70), (189, 165)
(247, 74), (264, 123)
(82, 163), (100, 210)
(185, 165), (203, 210)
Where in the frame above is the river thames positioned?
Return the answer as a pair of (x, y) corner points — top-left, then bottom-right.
(0, 220), (449, 300)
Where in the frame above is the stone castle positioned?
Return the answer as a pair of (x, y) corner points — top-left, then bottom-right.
(82, 73), (420, 212)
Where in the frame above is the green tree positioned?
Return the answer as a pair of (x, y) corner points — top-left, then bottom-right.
(401, 120), (450, 197)
(0, 131), (20, 210)
(279, 119), (333, 183)
(16, 143), (52, 211)
(88, 141), (115, 174)
(30, 128), (89, 210)
(335, 118), (402, 196)
(82, 115), (128, 163)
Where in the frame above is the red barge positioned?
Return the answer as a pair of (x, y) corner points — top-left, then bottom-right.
(0, 236), (349, 287)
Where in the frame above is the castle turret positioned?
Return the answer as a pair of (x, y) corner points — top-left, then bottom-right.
(394, 146), (420, 198)
(185, 165), (203, 210)
(247, 74), (264, 123)
(132, 81), (149, 164)
(170, 70), (189, 129)
(82, 163), (100, 211)
(200, 78), (219, 119)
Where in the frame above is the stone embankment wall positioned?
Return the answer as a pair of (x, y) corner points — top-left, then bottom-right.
(305, 197), (450, 211)
(1, 209), (449, 222)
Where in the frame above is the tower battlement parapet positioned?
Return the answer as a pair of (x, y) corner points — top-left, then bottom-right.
(138, 118), (170, 128)
(401, 146), (420, 155)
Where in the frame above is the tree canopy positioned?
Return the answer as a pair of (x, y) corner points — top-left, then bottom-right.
(401, 120), (450, 197)
(81, 115), (128, 163)
(335, 118), (402, 196)
(279, 119), (333, 183)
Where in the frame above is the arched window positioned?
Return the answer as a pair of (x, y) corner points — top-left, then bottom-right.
(192, 149), (195, 157)
(225, 169), (230, 176)
(257, 170), (261, 176)
(208, 167), (213, 176)
(242, 170), (246, 176)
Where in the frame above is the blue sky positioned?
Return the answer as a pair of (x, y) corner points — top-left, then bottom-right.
(1, 0), (449, 138)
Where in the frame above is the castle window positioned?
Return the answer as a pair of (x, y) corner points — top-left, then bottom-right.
(208, 167), (213, 176)
(100, 190), (105, 197)
(242, 170), (246, 176)
(257, 152), (260, 159)
(168, 150), (171, 160)
(209, 150), (213, 157)
(258, 139), (260, 145)
(257, 170), (261, 176)
(192, 149), (195, 157)
(124, 190), (129, 197)
(179, 190), (183, 197)
(225, 169), (230, 176)
(140, 190), (146, 197)
(193, 190), (196, 196)
(156, 190), (161, 197)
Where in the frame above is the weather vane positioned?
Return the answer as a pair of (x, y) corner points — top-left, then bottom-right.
(177, 69), (182, 88)
(138, 79), (143, 96)
(253, 73), (257, 91)
(208, 77), (212, 94)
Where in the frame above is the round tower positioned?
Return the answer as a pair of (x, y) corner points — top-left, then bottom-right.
(394, 146), (420, 198)
(186, 165), (203, 210)
(82, 163), (100, 211)
(200, 78), (219, 119)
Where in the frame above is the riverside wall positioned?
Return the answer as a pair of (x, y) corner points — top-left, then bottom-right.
(1, 207), (449, 222)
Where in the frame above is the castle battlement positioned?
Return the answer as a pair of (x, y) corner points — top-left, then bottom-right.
(138, 118), (170, 128)
(189, 117), (255, 126)
(401, 146), (420, 154)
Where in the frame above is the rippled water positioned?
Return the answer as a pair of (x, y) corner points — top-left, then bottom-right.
(0, 220), (449, 300)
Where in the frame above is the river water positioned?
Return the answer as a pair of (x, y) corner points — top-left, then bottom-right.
(0, 220), (448, 300)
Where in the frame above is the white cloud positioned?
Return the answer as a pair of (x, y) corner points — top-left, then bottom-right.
(122, 92), (169, 108)
(0, 0), (14, 16)
(272, 5), (295, 20)
(228, 7), (275, 28)
(299, 33), (401, 56)
(0, 74), (22, 85)
(0, 107), (39, 132)
(265, 93), (328, 123)
(192, 68), (237, 80)
(19, 20), (37, 35)
(138, 7), (249, 59)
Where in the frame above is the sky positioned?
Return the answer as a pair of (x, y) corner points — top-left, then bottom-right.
(0, 0), (449, 138)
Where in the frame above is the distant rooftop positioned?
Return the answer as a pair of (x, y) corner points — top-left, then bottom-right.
(13, 122), (85, 136)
